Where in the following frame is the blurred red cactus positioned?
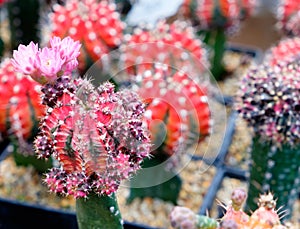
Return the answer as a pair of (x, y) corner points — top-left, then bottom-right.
(0, 59), (45, 147)
(50, 0), (125, 71)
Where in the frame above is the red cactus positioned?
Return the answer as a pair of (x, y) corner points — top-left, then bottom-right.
(35, 76), (151, 197)
(120, 20), (209, 76)
(130, 64), (211, 159)
(181, 0), (258, 33)
(264, 37), (300, 66)
(276, 0), (300, 36)
(0, 59), (44, 147)
(50, 0), (125, 71)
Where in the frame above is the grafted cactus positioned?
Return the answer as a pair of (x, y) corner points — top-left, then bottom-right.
(137, 64), (211, 159)
(50, 0), (125, 72)
(264, 37), (300, 66)
(12, 36), (151, 229)
(178, 0), (258, 80)
(0, 59), (44, 143)
(276, 0), (300, 36)
(120, 20), (209, 76)
(0, 59), (50, 172)
(125, 63), (211, 204)
(235, 61), (300, 220)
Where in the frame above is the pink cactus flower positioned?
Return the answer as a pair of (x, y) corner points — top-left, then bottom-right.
(12, 36), (81, 84)
(35, 47), (66, 81)
(11, 42), (40, 76)
(50, 36), (81, 63)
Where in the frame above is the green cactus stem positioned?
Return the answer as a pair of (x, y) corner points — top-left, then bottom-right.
(76, 193), (123, 229)
(246, 136), (300, 221)
(200, 28), (227, 81)
(7, 0), (40, 50)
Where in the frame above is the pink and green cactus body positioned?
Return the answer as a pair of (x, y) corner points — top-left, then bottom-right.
(276, 0), (300, 36)
(120, 20), (209, 76)
(12, 36), (151, 229)
(0, 58), (44, 148)
(50, 0), (125, 72)
(235, 60), (300, 220)
(264, 37), (300, 66)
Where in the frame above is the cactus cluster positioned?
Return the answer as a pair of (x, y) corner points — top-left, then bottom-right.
(127, 64), (211, 163)
(50, 0), (125, 71)
(0, 58), (44, 150)
(170, 189), (291, 229)
(120, 20), (209, 76)
(276, 0), (300, 36)
(264, 37), (300, 66)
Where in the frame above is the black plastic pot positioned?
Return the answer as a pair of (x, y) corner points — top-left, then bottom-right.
(0, 197), (152, 229)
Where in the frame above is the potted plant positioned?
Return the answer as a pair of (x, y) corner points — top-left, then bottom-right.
(11, 35), (152, 228)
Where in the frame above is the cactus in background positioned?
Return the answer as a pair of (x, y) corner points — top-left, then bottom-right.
(221, 188), (249, 227)
(170, 206), (218, 229)
(235, 61), (300, 220)
(125, 64), (211, 204)
(7, 0), (41, 50)
(0, 58), (51, 172)
(120, 20), (209, 76)
(170, 189), (291, 229)
(276, 0), (300, 36)
(137, 64), (211, 159)
(247, 193), (281, 228)
(49, 0), (125, 72)
(12, 36), (151, 229)
(178, 0), (258, 80)
(264, 37), (300, 66)
(119, 21), (211, 203)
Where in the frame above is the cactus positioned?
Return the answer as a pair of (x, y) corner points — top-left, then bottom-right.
(118, 20), (211, 203)
(7, 0), (41, 50)
(235, 61), (300, 220)
(170, 189), (292, 229)
(49, 0), (125, 72)
(120, 20), (209, 76)
(276, 0), (300, 36)
(221, 188), (249, 227)
(247, 193), (281, 228)
(0, 58), (51, 172)
(170, 206), (218, 229)
(126, 64), (211, 203)
(178, 0), (258, 80)
(264, 37), (300, 66)
(12, 36), (151, 229)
